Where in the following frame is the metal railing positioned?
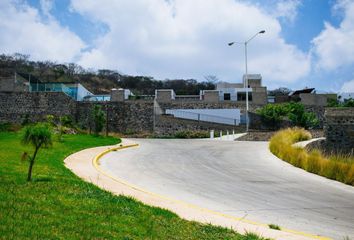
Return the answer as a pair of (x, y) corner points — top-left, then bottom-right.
(165, 109), (241, 126)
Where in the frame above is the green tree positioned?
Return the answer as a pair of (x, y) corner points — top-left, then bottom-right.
(21, 123), (53, 181)
(284, 102), (319, 129)
(91, 105), (106, 135)
(257, 102), (319, 129)
(257, 104), (287, 129)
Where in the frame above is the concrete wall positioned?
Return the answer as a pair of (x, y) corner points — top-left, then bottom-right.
(203, 90), (220, 102)
(300, 93), (328, 106)
(155, 89), (175, 102)
(0, 77), (28, 92)
(110, 89), (125, 102)
(324, 108), (354, 154)
(154, 115), (245, 136)
(157, 101), (263, 115)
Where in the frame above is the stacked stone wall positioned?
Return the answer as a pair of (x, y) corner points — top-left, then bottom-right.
(0, 92), (76, 123)
(324, 108), (354, 154)
(76, 100), (154, 133)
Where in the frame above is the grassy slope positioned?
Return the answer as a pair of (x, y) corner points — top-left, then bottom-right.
(0, 132), (258, 240)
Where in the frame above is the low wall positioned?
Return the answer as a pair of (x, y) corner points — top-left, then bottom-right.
(154, 115), (245, 136)
(76, 100), (154, 133)
(0, 92), (154, 133)
(324, 108), (354, 154)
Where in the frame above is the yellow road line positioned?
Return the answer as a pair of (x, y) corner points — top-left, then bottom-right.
(92, 143), (331, 240)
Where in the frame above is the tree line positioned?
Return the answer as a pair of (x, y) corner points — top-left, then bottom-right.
(0, 53), (215, 95)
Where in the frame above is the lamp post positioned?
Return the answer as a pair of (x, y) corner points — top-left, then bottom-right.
(228, 30), (265, 132)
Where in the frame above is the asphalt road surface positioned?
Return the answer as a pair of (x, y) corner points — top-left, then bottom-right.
(100, 139), (354, 239)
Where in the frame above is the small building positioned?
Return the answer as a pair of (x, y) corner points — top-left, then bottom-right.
(154, 74), (267, 104)
(211, 74), (267, 104)
(0, 72), (94, 101)
(286, 88), (337, 106)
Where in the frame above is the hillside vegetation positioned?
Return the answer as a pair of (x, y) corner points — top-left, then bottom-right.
(269, 128), (354, 186)
(0, 53), (215, 94)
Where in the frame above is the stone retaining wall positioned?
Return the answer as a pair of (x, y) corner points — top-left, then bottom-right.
(76, 101), (154, 133)
(0, 92), (76, 123)
(324, 108), (354, 154)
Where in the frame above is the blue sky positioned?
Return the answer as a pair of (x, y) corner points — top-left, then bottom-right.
(1, 0), (354, 92)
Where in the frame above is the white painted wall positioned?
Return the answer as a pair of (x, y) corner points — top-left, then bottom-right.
(166, 108), (241, 125)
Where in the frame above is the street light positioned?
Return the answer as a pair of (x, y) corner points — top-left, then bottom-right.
(228, 30), (265, 132)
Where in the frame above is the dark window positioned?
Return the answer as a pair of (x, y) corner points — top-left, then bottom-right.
(224, 93), (231, 101)
(237, 92), (252, 101)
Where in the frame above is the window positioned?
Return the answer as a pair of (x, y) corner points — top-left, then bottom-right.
(224, 93), (231, 101)
(237, 92), (252, 101)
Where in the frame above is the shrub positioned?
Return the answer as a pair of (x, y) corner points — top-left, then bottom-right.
(257, 102), (319, 129)
(0, 122), (11, 132)
(60, 115), (74, 128)
(270, 128), (354, 186)
(256, 104), (287, 128)
(285, 102), (319, 129)
(91, 105), (106, 135)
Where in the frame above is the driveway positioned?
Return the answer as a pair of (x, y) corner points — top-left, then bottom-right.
(100, 139), (354, 239)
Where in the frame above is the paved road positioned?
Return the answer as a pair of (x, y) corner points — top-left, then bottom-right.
(100, 139), (354, 239)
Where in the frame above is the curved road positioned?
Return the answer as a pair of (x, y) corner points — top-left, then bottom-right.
(100, 139), (354, 239)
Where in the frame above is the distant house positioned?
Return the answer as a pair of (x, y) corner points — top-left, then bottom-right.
(29, 81), (93, 101)
(0, 72), (94, 101)
(273, 87), (337, 106)
(200, 74), (267, 105)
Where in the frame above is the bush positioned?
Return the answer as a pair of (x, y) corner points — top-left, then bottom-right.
(270, 128), (354, 186)
(0, 122), (11, 132)
(257, 102), (319, 129)
(256, 104), (286, 128)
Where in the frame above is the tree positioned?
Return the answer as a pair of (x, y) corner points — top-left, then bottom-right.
(285, 102), (319, 129)
(21, 123), (53, 181)
(91, 105), (106, 135)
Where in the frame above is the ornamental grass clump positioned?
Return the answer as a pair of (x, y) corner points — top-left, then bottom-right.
(269, 128), (354, 186)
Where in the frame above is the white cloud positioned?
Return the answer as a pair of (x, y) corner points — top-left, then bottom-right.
(312, 0), (354, 70)
(0, 0), (85, 62)
(273, 0), (302, 23)
(40, 0), (54, 17)
(70, 0), (310, 84)
(341, 79), (354, 92)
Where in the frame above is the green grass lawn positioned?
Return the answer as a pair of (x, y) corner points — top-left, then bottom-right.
(0, 132), (262, 240)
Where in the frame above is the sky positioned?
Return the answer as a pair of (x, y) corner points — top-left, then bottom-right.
(0, 0), (354, 92)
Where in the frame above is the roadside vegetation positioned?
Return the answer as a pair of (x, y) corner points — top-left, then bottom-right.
(269, 128), (354, 186)
(257, 102), (319, 129)
(327, 98), (354, 107)
(1, 125), (266, 239)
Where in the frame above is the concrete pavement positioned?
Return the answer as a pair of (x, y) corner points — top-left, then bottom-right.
(100, 139), (354, 239)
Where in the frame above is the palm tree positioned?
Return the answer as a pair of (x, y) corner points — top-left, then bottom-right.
(21, 123), (52, 181)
